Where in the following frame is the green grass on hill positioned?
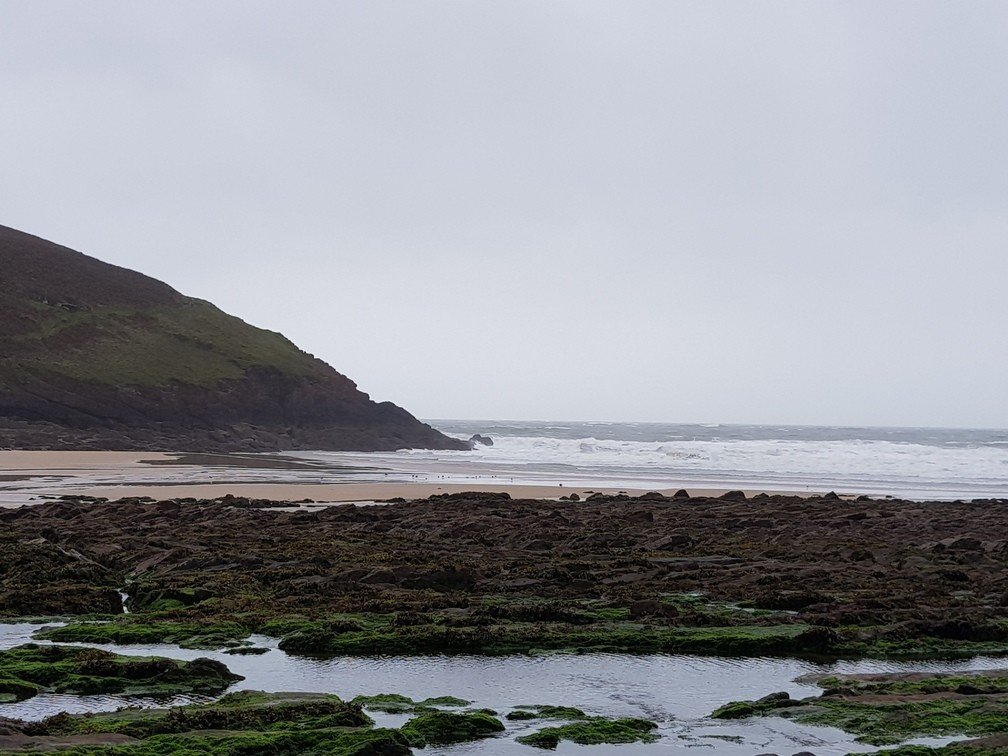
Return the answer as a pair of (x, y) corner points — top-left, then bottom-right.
(2, 297), (321, 388)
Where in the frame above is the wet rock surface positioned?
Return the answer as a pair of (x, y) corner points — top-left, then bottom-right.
(0, 643), (241, 701)
(713, 669), (1008, 749)
(0, 690), (411, 754)
(1, 492), (1007, 657)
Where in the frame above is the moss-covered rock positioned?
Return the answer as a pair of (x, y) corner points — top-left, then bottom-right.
(34, 619), (250, 649)
(399, 710), (504, 747)
(351, 693), (416, 714)
(515, 716), (659, 749)
(2, 691), (412, 754)
(0, 676), (42, 702)
(712, 671), (1008, 747)
(349, 692), (472, 714)
(278, 618), (826, 657)
(417, 695), (470, 708)
(873, 736), (1008, 755)
(711, 691), (792, 719)
(5, 727), (412, 755)
(31, 690), (371, 739)
(0, 643), (241, 700)
(507, 704), (588, 721)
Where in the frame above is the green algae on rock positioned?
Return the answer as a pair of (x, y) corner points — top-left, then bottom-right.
(712, 670), (1008, 747)
(872, 735), (1008, 755)
(418, 695), (471, 708)
(506, 704), (588, 721)
(350, 693), (472, 715)
(0, 691), (411, 755)
(33, 620), (251, 650)
(398, 710), (505, 748)
(8, 490), (1008, 669)
(30, 691), (372, 738)
(350, 693), (417, 714)
(0, 643), (241, 701)
(711, 691), (793, 720)
(3, 727), (412, 755)
(276, 615), (826, 657)
(515, 716), (659, 749)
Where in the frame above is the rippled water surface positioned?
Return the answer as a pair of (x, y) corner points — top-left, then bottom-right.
(2, 623), (1000, 754)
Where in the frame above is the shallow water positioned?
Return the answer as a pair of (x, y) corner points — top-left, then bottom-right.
(1, 622), (1000, 754)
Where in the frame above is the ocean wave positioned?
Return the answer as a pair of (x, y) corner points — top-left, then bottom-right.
(459, 435), (1002, 476)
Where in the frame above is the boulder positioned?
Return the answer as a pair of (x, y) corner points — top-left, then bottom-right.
(719, 490), (747, 502)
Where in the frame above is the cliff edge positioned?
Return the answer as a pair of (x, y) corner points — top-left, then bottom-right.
(0, 225), (466, 452)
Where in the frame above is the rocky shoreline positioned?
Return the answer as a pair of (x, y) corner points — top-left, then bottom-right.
(2, 490), (1006, 655)
(1, 490), (1008, 752)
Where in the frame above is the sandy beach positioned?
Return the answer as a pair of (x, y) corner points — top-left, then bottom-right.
(0, 450), (173, 471)
(0, 450), (816, 506)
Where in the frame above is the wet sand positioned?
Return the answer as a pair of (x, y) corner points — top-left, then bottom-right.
(0, 451), (819, 505)
(0, 450), (172, 470)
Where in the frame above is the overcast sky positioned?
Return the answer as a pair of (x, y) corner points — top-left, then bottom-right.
(2, 2), (1006, 427)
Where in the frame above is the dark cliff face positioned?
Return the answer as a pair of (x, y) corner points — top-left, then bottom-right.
(0, 224), (467, 452)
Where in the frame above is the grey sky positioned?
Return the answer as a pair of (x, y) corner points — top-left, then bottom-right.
(2, 2), (1006, 427)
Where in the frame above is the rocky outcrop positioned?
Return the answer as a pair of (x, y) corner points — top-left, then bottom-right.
(0, 225), (466, 452)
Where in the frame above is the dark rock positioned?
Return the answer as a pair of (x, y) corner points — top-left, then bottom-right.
(468, 434), (494, 447)
(672, 489), (691, 499)
(402, 567), (479, 591)
(626, 510), (655, 524)
(359, 569), (397, 584)
(719, 490), (747, 502)
(428, 491), (510, 503)
(757, 691), (791, 703)
(629, 599), (678, 619)
(751, 591), (830, 611)
(652, 534), (692, 549)
(946, 537), (983, 551)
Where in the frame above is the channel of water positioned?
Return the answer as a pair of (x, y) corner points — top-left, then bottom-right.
(3, 622), (1003, 754)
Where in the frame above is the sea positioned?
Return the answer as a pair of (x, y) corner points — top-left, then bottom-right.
(370, 420), (1008, 501)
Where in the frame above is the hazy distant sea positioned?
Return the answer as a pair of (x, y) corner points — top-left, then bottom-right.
(401, 420), (1008, 501)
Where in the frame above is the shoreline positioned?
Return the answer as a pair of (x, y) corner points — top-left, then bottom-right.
(56, 482), (825, 504)
(2, 488), (1006, 752)
(0, 450), (840, 506)
(2, 449), (1002, 503)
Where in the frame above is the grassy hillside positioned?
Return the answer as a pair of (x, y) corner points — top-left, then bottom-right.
(0, 224), (465, 452)
(2, 298), (325, 387)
